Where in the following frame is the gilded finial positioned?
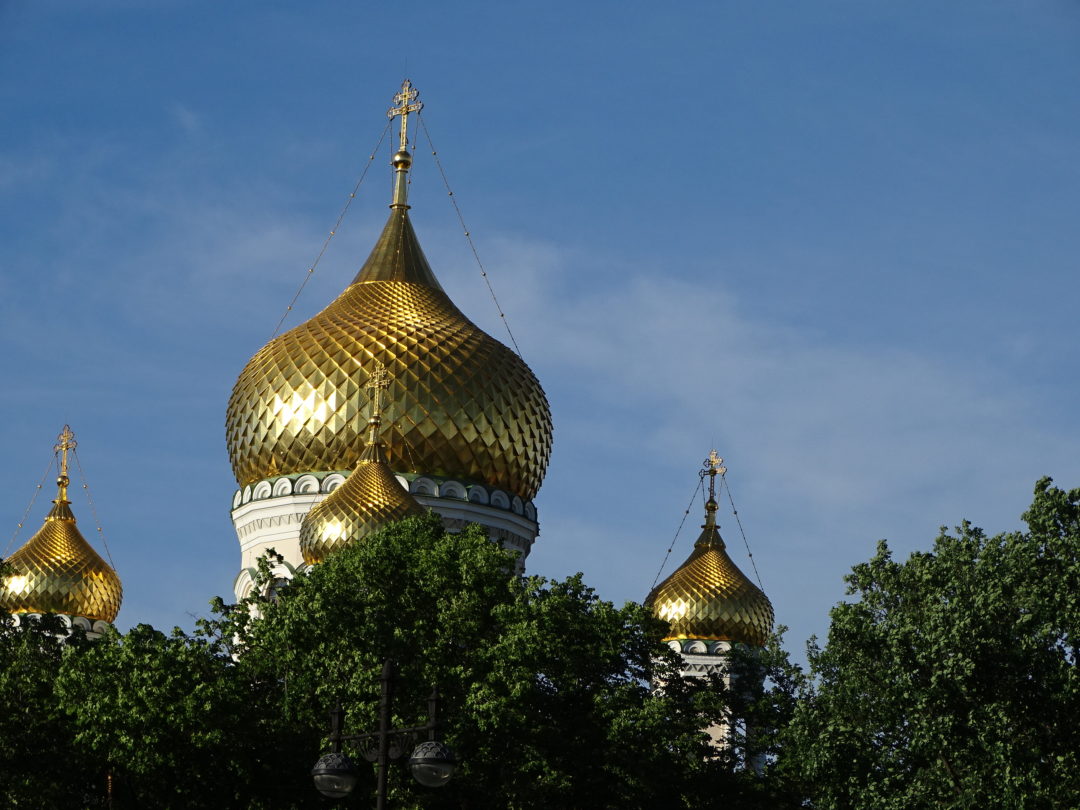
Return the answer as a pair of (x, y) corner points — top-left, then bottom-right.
(362, 361), (391, 460)
(386, 79), (423, 208)
(367, 359), (390, 394)
(703, 450), (725, 499)
(704, 450), (726, 477)
(53, 425), (77, 504)
(388, 79), (423, 152)
(701, 450), (726, 527)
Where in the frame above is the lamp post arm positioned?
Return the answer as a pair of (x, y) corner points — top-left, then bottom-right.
(340, 720), (437, 747)
(329, 701), (344, 755)
(375, 659), (396, 810)
(427, 686), (440, 741)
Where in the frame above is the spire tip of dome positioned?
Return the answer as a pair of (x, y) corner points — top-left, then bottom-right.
(359, 360), (391, 464)
(51, 425), (77, 510)
(701, 450), (726, 526)
(695, 450), (727, 546)
(387, 79), (423, 209)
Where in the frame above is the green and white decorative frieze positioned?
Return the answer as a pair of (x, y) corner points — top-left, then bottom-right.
(231, 470), (539, 601)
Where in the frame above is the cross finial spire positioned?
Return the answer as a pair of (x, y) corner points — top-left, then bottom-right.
(701, 450), (726, 529)
(703, 450), (726, 501)
(53, 424), (77, 502)
(54, 425), (77, 477)
(386, 79), (423, 209)
(363, 361), (391, 456)
(367, 359), (390, 393)
(387, 79), (423, 153)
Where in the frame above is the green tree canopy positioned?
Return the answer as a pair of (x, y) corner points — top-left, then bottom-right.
(13, 481), (1078, 808)
(777, 478), (1080, 808)
(215, 513), (750, 809)
(0, 514), (784, 807)
(55, 622), (303, 807)
(0, 610), (100, 807)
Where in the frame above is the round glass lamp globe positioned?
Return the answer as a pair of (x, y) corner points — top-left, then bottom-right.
(312, 752), (360, 799)
(408, 741), (456, 788)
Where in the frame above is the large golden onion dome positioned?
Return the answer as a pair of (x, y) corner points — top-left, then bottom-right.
(300, 363), (425, 565)
(0, 428), (122, 623)
(226, 82), (552, 499)
(647, 455), (772, 647)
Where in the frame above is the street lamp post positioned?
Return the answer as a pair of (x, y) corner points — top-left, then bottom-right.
(312, 659), (457, 807)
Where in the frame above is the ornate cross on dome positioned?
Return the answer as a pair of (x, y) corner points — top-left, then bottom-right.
(365, 361), (391, 448)
(387, 79), (423, 153)
(386, 80), (423, 208)
(367, 360), (390, 392)
(53, 425), (77, 500)
(702, 450), (726, 503)
(54, 425), (77, 476)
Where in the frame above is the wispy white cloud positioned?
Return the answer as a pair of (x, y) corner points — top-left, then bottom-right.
(431, 231), (1078, 653)
(0, 153), (54, 192)
(167, 102), (203, 136)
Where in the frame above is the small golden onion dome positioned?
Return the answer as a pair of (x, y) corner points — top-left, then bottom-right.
(225, 204), (553, 499)
(299, 436), (425, 566)
(646, 497), (773, 647)
(0, 474), (122, 623)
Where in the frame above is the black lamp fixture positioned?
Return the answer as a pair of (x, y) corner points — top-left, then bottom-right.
(312, 659), (456, 807)
(311, 751), (360, 800)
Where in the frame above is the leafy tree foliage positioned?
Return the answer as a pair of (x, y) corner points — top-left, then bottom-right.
(722, 629), (808, 808)
(777, 478), (1080, 808)
(1, 515), (764, 808)
(214, 513), (751, 809)
(0, 599), (302, 806)
(0, 611), (100, 807)
(9, 479), (1078, 808)
(55, 623), (305, 807)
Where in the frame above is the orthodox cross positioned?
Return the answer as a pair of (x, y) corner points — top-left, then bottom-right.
(387, 79), (423, 153)
(703, 449), (726, 501)
(54, 425), (77, 480)
(53, 424), (77, 502)
(366, 360), (391, 443)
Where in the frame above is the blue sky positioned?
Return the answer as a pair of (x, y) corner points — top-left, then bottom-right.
(2, 1), (1079, 659)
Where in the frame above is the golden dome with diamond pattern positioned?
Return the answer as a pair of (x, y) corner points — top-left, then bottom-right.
(647, 498), (773, 646)
(646, 456), (772, 647)
(300, 362), (426, 564)
(0, 428), (122, 623)
(226, 82), (552, 499)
